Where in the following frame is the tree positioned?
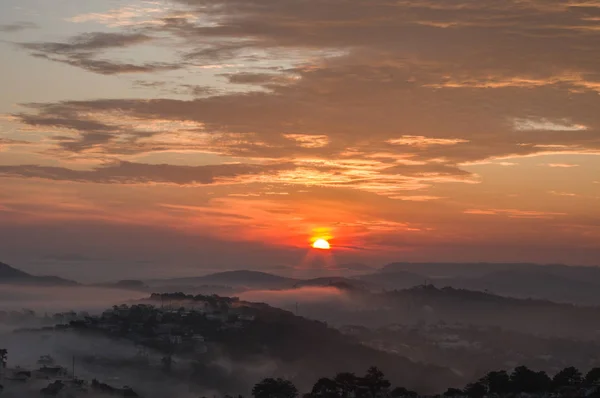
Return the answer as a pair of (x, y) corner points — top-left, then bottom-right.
(586, 368), (600, 385)
(533, 371), (552, 393)
(553, 366), (582, 390)
(0, 348), (7, 368)
(161, 355), (173, 373)
(390, 387), (418, 397)
(464, 382), (486, 398)
(334, 373), (360, 398)
(311, 377), (341, 398)
(362, 367), (391, 397)
(37, 355), (55, 367)
(510, 366), (550, 393)
(252, 378), (298, 398)
(482, 370), (511, 395)
(443, 388), (463, 397)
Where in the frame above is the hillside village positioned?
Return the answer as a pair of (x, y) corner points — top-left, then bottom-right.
(0, 293), (260, 397)
(4, 293), (600, 397)
(6, 293), (257, 356)
(0, 350), (141, 397)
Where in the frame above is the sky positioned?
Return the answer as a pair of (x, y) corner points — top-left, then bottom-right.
(1, 0), (599, 281)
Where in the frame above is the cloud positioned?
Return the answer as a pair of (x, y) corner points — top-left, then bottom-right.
(389, 195), (443, 201)
(32, 53), (182, 75)
(0, 22), (38, 33)
(549, 191), (579, 197)
(20, 32), (155, 53)
(283, 134), (330, 148)
(512, 118), (589, 132)
(464, 208), (567, 219)
(387, 136), (469, 147)
(0, 161), (295, 185)
(67, 3), (175, 27)
(0, 138), (31, 150)
(543, 163), (580, 168)
(225, 72), (302, 86)
(18, 32), (182, 75)
(6, 0), (600, 204)
(239, 286), (350, 307)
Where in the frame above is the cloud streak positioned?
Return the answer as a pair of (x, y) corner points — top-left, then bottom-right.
(0, 161), (299, 186)
(18, 32), (182, 75)
(0, 22), (38, 33)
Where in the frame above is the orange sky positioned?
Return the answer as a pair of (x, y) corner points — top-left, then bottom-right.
(0, 0), (599, 280)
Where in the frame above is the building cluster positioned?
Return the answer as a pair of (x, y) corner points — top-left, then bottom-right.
(0, 360), (140, 397)
(1, 295), (260, 396)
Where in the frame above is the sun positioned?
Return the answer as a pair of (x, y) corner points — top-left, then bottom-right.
(312, 238), (331, 250)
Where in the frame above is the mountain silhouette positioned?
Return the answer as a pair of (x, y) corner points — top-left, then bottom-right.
(0, 261), (77, 286)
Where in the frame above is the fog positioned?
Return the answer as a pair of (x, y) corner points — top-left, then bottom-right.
(239, 286), (351, 307)
(0, 285), (147, 313)
(5, 267), (600, 397)
(0, 325), (287, 397)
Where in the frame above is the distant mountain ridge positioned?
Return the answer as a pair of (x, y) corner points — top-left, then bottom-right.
(380, 262), (567, 278)
(0, 261), (31, 278)
(150, 270), (296, 288)
(8, 259), (600, 306)
(181, 264), (600, 306)
(0, 261), (77, 286)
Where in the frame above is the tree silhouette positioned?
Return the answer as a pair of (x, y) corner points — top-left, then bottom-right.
(362, 367), (391, 397)
(252, 378), (298, 398)
(464, 382), (487, 398)
(161, 355), (173, 374)
(37, 355), (55, 367)
(586, 368), (600, 385)
(334, 373), (360, 398)
(553, 366), (583, 390)
(390, 387), (418, 397)
(510, 366), (551, 393)
(443, 388), (464, 397)
(482, 370), (511, 394)
(310, 377), (341, 398)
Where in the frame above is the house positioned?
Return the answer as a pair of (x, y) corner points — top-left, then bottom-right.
(194, 344), (208, 354)
(206, 312), (229, 322)
(6, 369), (32, 382)
(35, 366), (68, 379)
(191, 334), (205, 343)
(40, 380), (65, 396)
(154, 323), (180, 336)
(169, 335), (183, 345)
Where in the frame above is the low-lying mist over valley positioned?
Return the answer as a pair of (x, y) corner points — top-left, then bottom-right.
(4, 260), (600, 397)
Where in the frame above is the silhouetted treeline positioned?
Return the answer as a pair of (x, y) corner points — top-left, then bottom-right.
(150, 292), (240, 305)
(243, 365), (600, 398)
(445, 365), (600, 398)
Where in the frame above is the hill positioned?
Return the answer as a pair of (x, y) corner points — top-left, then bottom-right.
(380, 262), (557, 278)
(354, 270), (427, 290)
(355, 265), (600, 305)
(445, 268), (600, 306)
(150, 270), (296, 289)
(344, 285), (600, 340)
(0, 261), (77, 286)
(132, 293), (462, 393)
(293, 276), (370, 290)
(0, 261), (32, 278)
